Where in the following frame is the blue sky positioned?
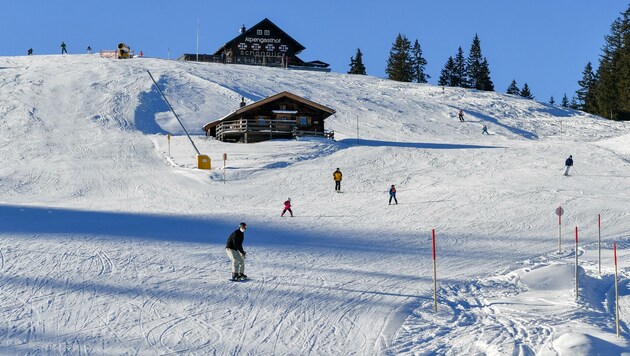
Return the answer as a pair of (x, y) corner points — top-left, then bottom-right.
(2, 1), (625, 103)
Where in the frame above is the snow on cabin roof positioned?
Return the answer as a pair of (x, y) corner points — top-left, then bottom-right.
(203, 91), (335, 131)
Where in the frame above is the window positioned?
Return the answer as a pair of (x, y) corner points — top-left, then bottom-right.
(298, 117), (310, 126)
(279, 104), (286, 110)
(279, 45), (288, 52)
(258, 116), (267, 125)
(266, 44), (275, 51)
(257, 30), (263, 35)
(252, 44), (261, 51)
(238, 43), (247, 50)
(264, 30), (270, 36)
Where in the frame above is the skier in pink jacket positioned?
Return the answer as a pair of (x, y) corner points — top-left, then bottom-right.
(281, 198), (293, 217)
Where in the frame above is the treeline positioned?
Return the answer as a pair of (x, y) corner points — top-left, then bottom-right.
(347, 4), (630, 120)
(575, 5), (630, 120)
(348, 33), (531, 100)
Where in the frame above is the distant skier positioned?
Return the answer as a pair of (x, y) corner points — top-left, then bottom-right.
(482, 125), (489, 135)
(333, 168), (343, 192)
(86, 46), (92, 54)
(61, 42), (67, 54)
(27, 48), (33, 55)
(564, 155), (573, 176)
(225, 222), (248, 281)
(388, 185), (398, 205)
(458, 109), (465, 122)
(281, 198), (293, 217)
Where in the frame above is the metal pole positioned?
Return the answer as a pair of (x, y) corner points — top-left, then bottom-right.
(196, 19), (199, 62)
(614, 242), (620, 337)
(598, 214), (601, 276)
(432, 229), (437, 312)
(147, 70), (201, 155)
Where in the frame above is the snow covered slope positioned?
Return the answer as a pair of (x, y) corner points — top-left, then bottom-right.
(1, 54), (629, 355)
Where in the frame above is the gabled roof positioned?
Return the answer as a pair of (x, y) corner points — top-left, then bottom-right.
(213, 18), (305, 55)
(203, 91), (335, 131)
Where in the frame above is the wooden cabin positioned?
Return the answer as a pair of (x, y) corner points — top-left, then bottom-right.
(178, 18), (330, 71)
(203, 91), (335, 143)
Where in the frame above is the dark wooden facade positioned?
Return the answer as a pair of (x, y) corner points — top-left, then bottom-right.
(178, 18), (329, 71)
(214, 18), (304, 67)
(203, 92), (335, 143)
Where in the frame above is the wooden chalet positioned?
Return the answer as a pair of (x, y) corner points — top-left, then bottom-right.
(203, 91), (335, 143)
(178, 18), (330, 71)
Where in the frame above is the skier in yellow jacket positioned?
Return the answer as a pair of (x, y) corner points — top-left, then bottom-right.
(333, 168), (343, 192)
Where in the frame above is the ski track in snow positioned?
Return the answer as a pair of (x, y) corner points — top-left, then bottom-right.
(1, 55), (630, 354)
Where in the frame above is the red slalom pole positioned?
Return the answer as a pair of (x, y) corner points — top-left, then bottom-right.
(598, 214), (602, 275)
(615, 242), (620, 337)
(575, 226), (579, 300)
(558, 207), (562, 253)
(432, 229), (437, 312)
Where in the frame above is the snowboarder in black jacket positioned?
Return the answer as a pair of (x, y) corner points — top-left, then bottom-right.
(225, 222), (247, 281)
(564, 155), (573, 176)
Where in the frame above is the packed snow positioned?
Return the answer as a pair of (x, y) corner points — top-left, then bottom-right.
(1, 54), (629, 355)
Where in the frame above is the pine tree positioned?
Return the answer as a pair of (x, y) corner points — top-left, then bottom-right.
(506, 80), (520, 95)
(561, 93), (570, 108)
(478, 58), (494, 91)
(453, 47), (467, 87)
(570, 96), (579, 110)
(549, 96), (556, 105)
(386, 34), (413, 82)
(348, 48), (367, 75)
(520, 83), (534, 99)
(593, 5), (630, 119)
(411, 39), (429, 83)
(466, 34), (494, 91)
(438, 56), (455, 86)
(576, 62), (598, 112)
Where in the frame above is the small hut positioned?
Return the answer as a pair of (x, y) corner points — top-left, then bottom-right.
(203, 91), (335, 143)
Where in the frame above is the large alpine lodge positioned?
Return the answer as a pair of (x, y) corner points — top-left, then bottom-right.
(178, 18), (330, 71)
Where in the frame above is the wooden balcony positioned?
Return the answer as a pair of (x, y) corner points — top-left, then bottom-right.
(216, 118), (333, 143)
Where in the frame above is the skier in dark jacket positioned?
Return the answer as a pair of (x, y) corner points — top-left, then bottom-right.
(388, 185), (398, 205)
(564, 155), (573, 176)
(61, 42), (67, 54)
(226, 222), (247, 281)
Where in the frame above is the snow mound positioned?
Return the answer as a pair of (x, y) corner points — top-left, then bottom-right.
(518, 263), (575, 291)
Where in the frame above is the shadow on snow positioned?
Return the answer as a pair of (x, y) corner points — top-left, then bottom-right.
(340, 139), (504, 149)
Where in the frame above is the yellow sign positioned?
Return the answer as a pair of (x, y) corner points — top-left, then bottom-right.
(197, 155), (211, 170)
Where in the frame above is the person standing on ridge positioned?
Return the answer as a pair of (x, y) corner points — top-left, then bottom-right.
(458, 109), (465, 122)
(564, 155), (573, 176)
(482, 125), (489, 135)
(281, 198), (293, 217)
(388, 185), (398, 205)
(27, 48), (33, 55)
(333, 168), (343, 192)
(86, 46), (92, 54)
(61, 42), (67, 54)
(225, 222), (248, 281)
